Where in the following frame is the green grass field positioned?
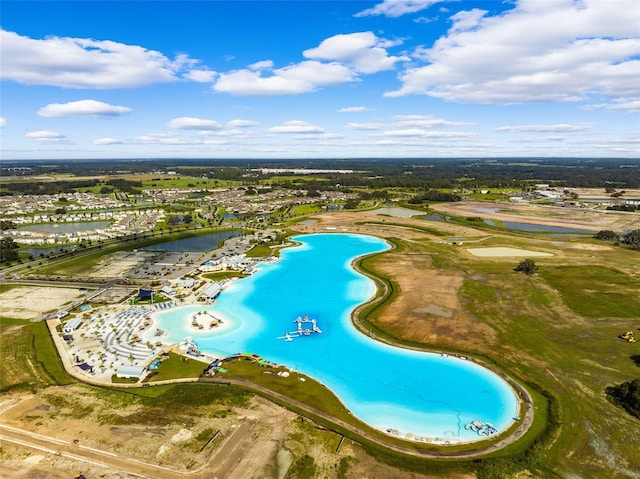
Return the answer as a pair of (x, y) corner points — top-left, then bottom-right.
(146, 352), (208, 382)
(539, 265), (640, 318)
(0, 317), (75, 392)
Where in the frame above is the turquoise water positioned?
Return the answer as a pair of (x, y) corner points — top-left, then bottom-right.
(150, 233), (519, 442)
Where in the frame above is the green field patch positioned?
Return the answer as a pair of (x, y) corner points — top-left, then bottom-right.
(0, 317), (75, 392)
(291, 204), (323, 216)
(202, 271), (248, 281)
(145, 352), (208, 382)
(540, 266), (640, 318)
(245, 243), (273, 258)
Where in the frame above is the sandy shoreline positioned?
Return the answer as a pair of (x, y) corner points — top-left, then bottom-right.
(144, 305), (237, 359)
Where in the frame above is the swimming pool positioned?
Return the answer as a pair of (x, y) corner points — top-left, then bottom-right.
(149, 233), (519, 443)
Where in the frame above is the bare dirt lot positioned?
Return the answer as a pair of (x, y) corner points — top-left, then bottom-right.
(0, 387), (457, 479)
(0, 286), (84, 319)
(92, 250), (158, 278)
(429, 200), (640, 232)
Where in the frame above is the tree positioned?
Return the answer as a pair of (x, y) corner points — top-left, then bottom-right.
(0, 220), (16, 230)
(594, 230), (619, 242)
(514, 259), (538, 275)
(0, 237), (20, 263)
(622, 229), (640, 250)
(606, 378), (640, 419)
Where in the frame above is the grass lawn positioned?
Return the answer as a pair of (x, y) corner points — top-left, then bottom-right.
(201, 271), (248, 281)
(0, 317), (75, 392)
(291, 204), (323, 216)
(539, 265), (640, 318)
(244, 243), (272, 257)
(145, 352), (208, 382)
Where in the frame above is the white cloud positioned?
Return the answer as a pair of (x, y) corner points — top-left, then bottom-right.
(338, 106), (370, 113)
(379, 128), (475, 138)
(293, 133), (344, 140)
(134, 132), (198, 145)
(226, 119), (260, 128)
(587, 99), (640, 114)
(168, 117), (221, 130)
(133, 132), (231, 146)
(198, 129), (252, 138)
(267, 120), (324, 134)
(393, 114), (474, 127)
(355, 0), (443, 18)
(414, 16), (439, 24)
(496, 124), (591, 133)
(26, 130), (66, 142)
(249, 60), (274, 70)
(213, 60), (355, 96)
(0, 117), (6, 127)
(93, 137), (122, 145)
(303, 32), (408, 73)
(183, 69), (217, 82)
(1, 29), (209, 89)
(346, 122), (385, 130)
(387, 0), (640, 104)
(38, 100), (131, 118)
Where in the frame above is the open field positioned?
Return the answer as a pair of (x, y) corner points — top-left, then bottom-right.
(0, 286), (84, 319)
(1, 200), (639, 478)
(429, 199), (640, 233)
(466, 247), (554, 257)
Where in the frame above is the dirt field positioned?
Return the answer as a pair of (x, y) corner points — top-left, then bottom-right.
(0, 287), (84, 319)
(92, 250), (157, 278)
(429, 200), (640, 232)
(0, 387), (458, 479)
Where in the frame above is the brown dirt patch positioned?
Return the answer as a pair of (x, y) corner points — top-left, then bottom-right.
(430, 201), (640, 232)
(91, 251), (157, 278)
(0, 287), (84, 319)
(369, 250), (497, 352)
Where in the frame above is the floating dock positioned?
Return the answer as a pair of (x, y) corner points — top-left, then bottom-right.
(278, 314), (322, 341)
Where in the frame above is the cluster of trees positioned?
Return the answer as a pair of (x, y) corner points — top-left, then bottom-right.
(594, 229), (640, 250)
(3, 179), (99, 195)
(408, 190), (462, 203)
(514, 259), (539, 275)
(606, 204), (640, 212)
(166, 214), (193, 226)
(105, 178), (142, 193)
(0, 220), (16, 230)
(606, 378), (640, 419)
(0, 237), (19, 263)
(3, 158), (639, 194)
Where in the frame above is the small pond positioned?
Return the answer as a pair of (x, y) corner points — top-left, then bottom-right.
(142, 230), (241, 252)
(369, 207), (426, 218)
(19, 221), (112, 234)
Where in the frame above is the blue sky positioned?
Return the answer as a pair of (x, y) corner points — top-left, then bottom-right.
(1, 0), (639, 160)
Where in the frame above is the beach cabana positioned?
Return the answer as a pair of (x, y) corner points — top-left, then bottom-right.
(116, 365), (145, 379)
(200, 282), (222, 300)
(63, 318), (83, 333)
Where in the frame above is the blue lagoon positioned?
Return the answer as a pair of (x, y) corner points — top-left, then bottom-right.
(150, 233), (519, 442)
